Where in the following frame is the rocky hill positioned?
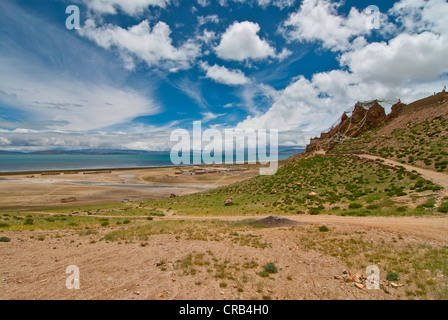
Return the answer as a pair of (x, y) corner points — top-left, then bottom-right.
(300, 90), (448, 172)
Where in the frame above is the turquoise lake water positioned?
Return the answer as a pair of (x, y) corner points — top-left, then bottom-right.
(0, 152), (300, 172)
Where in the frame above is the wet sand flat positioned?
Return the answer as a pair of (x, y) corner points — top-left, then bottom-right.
(0, 166), (256, 211)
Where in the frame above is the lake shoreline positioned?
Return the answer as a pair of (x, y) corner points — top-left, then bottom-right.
(0, 153), (298, 175)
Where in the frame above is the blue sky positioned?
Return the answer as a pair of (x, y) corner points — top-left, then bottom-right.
(0, 0), (447, 151)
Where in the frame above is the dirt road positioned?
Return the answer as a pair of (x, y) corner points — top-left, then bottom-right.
(27, 209), (448, 243)
(358, 154), (448, 197)
(164, 214), (448, 243)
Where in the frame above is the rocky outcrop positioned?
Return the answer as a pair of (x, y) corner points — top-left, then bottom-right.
(305, 102), (387, 153)
(365, 103), (387, 129)
(301, 90), (447, 158)
(386, 101), (407, 122)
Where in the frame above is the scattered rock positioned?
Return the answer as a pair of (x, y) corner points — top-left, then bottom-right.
(336, 270), (368, 288)
(355, 283), (365, 289)
(308, 192), (318, 197)
(271, 189), (277, 195)
(391, 282), (405, 288)
(353, 274), (363, 283)
(225, 199), (234, 206)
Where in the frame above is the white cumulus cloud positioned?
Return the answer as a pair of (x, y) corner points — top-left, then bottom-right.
(78, 19), (201, 72)
(282, 0), (385, 51)
(83, 0), (170, 16)
(340, 31), (448, 86)
(390, 0), (448, 35)
(215, 21), (278, 61)
(200, 62), (250, 86)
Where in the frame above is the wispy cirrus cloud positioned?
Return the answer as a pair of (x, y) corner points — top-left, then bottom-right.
(0, 1), (160, 133)
(170, 76), (211, 110)
(0, 64), (158, 131)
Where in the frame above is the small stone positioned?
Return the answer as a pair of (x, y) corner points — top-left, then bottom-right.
(391, 282), (405, 288)
(354, 274), (362, 283)
(355, 283), (365, 289)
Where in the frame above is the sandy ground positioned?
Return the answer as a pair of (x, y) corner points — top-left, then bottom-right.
(1, 213), (447, 300)
(1, 158), (447, 300)
(0, 166), (256, 211)
(0, 221), (403, 300)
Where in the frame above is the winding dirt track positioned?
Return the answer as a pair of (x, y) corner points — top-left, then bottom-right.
(358, 154), (448, 197)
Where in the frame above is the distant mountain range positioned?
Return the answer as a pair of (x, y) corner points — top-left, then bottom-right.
(0, 146), (305, 155)
(0, 149), (168, 155)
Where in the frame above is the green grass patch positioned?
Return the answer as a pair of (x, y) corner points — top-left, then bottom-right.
(136, 156), (433, 217)
(0, 236), (11, 242)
